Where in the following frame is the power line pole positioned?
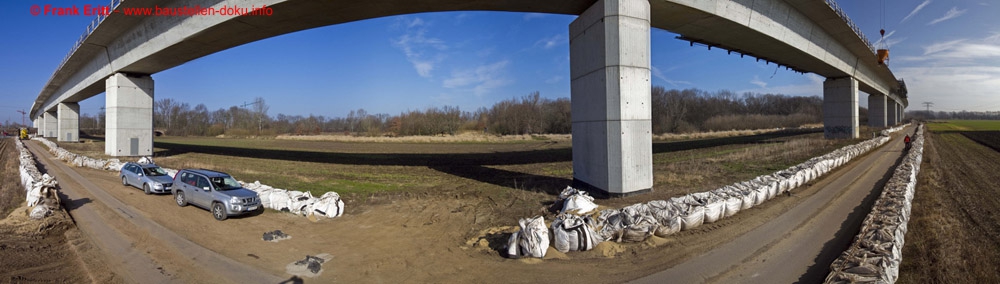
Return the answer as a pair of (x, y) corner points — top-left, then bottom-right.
(922, 102), (934, 113)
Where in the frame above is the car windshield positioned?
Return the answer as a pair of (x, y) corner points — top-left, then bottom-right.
(143, 166), (168, 176)
(209, 176), (242, 190)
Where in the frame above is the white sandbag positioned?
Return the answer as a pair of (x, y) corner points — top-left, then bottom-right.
(137, 156), (154, 164)
(703, 200), (725, 223)
(311, 192), (345, 219)
(506, 216), (549, 258)
(561, 192), (598, 215)
(29, 205), (52, 219)
(622, 214), (658, 243)
(740, 191), (755, 210)
(551, 214), (602, 252)
(595, 209), (625, 242)
(723, 196), (742, 218)
(269, 191), (292, 211)
(647, 200), (682, 237)
(680, 205), (705, 231)
(557, 186), (579, 200)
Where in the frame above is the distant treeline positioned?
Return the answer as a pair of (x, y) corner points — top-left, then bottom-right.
(78, 87), (826, 137)
(908, 110), (1000, 120)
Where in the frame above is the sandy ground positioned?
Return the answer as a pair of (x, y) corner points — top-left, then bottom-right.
(17, 129), (907, 284)
(0, 138), (116, 283)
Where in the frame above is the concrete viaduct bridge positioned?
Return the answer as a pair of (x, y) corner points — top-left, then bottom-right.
(30, 0), (908, 196)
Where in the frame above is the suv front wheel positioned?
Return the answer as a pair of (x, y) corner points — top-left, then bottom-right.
(212, 202), (228, 221)
(175, 191), (188, 207)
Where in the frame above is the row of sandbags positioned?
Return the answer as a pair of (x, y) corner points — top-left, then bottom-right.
(243, 181), (345, 219)
(33, 138), (124, 171)
(31, 138), (345, 220)
(506, 125), (910, 258)
(825, 125), (924, 284)
(14, 139), (62, 219)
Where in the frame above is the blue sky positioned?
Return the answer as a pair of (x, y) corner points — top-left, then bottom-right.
(1, 0), (998, 125)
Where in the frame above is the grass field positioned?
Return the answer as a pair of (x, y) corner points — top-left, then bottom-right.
(52, 129), (862, 219)
(926, 120), (1000, 131)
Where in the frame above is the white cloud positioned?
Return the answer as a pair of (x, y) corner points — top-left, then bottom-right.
(749, 75), (768, 88)
(737, 74), (824, 97)
(901, 0), (931, 24)
(896, 66), (1000, 111)
(986, 32), (1000, 43)
(534, 34), (566, 50)
(443, 60), (512, 96)
(651, 66), (691, 87)
(928, 7), (967, 25)
(391, 17), (447, 78)
(922, 39), (966, 55)
(873, 30), (905, 48)
(545, 76), (563, 84)
(900, 39), (1000, 62)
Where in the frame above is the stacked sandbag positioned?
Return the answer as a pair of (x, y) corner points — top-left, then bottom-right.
(826, 125), (923, 284)
(14, 139), (61, 219)
(242, 181), (344, 219)
(32, 138), (121, 171)
(506, 216), (549, 258)
(557, 186), (598, 215)
(27, 138), (346, 220)
(550, 213), (602, 252)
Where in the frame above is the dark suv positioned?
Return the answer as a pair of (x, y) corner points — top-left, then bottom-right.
(172, 169), (261, 220)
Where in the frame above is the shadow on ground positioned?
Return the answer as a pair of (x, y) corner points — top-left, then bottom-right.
(151, 129), (818, 196)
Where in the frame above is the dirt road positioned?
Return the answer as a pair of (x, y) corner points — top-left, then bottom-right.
(634, 125), (913, 283)
(25, 141), (285, 283)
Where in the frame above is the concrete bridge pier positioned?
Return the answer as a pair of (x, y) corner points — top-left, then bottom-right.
(105, 73), (154, 157)
(823, 77), (859, 139)
(868, 94), (887, 128)
(57, 102), (80, 142)
(569, 0), (653, 197)
(43, 111), (58, 138)
(887, 101), (899, 126)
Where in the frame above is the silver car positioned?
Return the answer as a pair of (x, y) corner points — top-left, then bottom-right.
(172, 169), (261, 221)
(120, 162), (174, 194)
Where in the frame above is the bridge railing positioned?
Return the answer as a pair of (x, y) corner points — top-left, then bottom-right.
(44, 0), (122, 92)
(824, 0), (876, 55)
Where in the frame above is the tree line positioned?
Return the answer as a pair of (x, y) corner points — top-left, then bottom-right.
(78, 86), (827, 137)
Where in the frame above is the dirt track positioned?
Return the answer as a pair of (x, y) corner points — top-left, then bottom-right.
(19, 129), (912, 283)
(636, 125), (912, 283)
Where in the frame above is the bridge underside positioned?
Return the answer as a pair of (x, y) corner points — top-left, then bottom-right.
(31, 0), (908, 196)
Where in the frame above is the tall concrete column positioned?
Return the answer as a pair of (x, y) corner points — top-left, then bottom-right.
(886, 101), (898, 125)
(898, 104), (904, 122)
(58, 102), (80, 142)
(43, 111), (58, 138)
(569, 0), (652, 196)
(867, 93), (887, 128)
(106, 73), (154, 156)
(823, 77), (859, 139)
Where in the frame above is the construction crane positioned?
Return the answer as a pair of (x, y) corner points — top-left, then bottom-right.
(16, 109), (26, 127)
(876, 0), (890, 65)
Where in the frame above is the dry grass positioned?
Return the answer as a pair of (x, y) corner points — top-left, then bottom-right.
(898, 132), (1000, 283)
(0, 139), (25, 217)
(275, 132), (571, 143)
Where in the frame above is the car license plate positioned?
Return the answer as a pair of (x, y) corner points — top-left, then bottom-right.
(247, 206), (258, 211)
